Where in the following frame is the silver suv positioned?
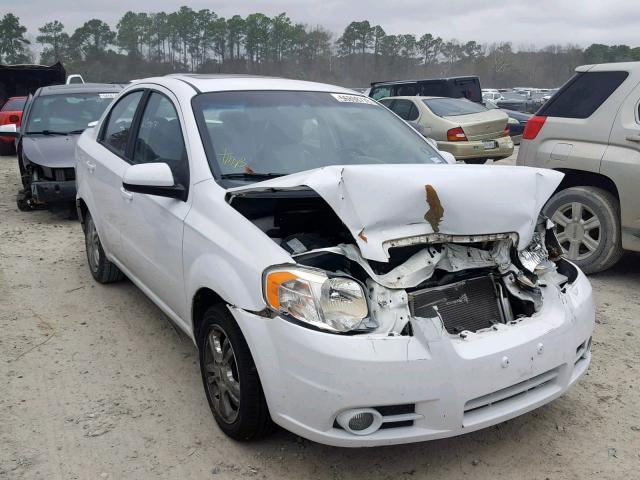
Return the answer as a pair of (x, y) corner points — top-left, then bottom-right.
(517, 62), (640, 273)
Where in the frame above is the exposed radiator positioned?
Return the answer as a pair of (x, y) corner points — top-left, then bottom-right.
(408, 275), (504, 334)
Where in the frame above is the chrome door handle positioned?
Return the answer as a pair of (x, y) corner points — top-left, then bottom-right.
(626, 134), (640, 143)
(120, 186), (133, 201)
(86, 161), (96, 173)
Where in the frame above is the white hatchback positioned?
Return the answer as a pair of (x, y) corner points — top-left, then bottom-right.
(75, 74), (595, 447)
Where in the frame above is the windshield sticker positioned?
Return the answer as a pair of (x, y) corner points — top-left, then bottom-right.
(331, 94), (377, 105)
(99, 93), (118, 99)
(218, 147), (249, 170)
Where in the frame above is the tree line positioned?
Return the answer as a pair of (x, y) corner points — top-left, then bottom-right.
(1, 9), (639, 88)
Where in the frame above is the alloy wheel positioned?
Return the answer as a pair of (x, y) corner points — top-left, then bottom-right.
(86, 218), (101, 273)
(552, 201), (601, 261)
(203, 325), (241, 424)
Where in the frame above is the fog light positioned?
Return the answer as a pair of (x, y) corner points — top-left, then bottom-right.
(336, 408), (383, 435)
(349, 412), (374, 431)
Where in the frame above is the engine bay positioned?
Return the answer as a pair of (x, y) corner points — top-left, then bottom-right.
(229, 188), (577, 337)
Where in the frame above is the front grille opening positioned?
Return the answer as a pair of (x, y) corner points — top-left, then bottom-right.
(409, 275), (504, 334)
(575, 337), (592, 364)
(464, 367), (559, 415)
(333, 404), (416, 431)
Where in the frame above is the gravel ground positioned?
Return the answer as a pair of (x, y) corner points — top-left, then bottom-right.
(1, 152), (639, 479)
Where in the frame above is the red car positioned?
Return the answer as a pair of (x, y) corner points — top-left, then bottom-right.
(0, 96), (27, 155)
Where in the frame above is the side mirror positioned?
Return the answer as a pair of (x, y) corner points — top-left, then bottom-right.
(122, 163), (187, 201)
(87, 121), (99, 128)
(0, 124), (19, 138)
(438, 150), (457, 164)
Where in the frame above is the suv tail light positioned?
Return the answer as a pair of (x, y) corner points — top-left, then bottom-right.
(9, 115), (19, 123)
(447, 127), (467, 142)
(522, 115), (546, 140)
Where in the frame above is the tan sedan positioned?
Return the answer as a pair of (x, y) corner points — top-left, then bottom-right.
(380, 96), (514, 164)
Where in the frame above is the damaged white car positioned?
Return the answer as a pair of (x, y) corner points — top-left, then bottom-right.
(75, 75), (595, 447)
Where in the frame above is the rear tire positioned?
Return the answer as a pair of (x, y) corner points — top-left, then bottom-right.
(463, 158), (487, 164)
(198, 305), (275, 441)
(84, 212), (125, 283)
(543, 186), (623, 274)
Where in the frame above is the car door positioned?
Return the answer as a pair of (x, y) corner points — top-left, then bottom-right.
(601, 81), (640, 249)
(386, 99), (428, 136)
(119, 89), (191, 321)
(86, 90), (145, 260)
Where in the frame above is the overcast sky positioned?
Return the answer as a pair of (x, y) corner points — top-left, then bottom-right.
(10, 0), (640, 48)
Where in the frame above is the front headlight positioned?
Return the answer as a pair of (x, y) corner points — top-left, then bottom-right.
(263, 266), (369, 332)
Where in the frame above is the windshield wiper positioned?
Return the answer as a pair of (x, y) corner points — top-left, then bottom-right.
(220, 172), (285, 180)
(25, 130), (71, 136)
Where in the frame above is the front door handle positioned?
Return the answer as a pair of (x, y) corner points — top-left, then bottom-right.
(626, 134), (640, 143)
(120, 186), (133, 201)
(86, 161), (96, 173)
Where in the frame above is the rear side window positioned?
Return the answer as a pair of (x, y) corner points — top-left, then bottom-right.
(538, 71), (628, 119)
(101, 91), (143, 157)
(423, 98), (487, 117)
(2, 97), (26, 111)
(387, 99), (419, 121)
(370, 86), (391, 100)
(396, 84), (417, 96)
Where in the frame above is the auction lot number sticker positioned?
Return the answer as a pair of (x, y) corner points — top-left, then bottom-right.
(331, 94), (377, 105)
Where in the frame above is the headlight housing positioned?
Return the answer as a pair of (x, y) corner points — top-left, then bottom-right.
(263, 266), (369, 333)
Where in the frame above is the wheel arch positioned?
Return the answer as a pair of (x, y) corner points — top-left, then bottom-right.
(554, 168), (620, 202)
(76, 197), (88, 231)
(192, 287), (228, 342)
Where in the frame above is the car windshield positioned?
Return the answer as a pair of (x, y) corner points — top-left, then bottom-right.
(1, 97), (26, 111)
(484, 99), (499, 110)
(25, 92), (117, 134)
(192, 91), (445, 181)
(424, 98), (488, 117)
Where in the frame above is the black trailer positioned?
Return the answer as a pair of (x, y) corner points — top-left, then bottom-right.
(369, 76), (482, 103)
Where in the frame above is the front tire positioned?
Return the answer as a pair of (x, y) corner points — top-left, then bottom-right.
(198, 305), (274, 441)
(543, 186), (623, 273)
(84, 212), (125, 283)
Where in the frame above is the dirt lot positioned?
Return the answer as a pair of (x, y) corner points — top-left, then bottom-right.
(1, 153), (639, 479)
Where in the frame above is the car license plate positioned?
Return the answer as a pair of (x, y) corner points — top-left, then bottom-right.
(483, 140), (497, 150)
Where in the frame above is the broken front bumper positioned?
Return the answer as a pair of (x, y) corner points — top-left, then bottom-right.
(232, 268), (594, 447)
(31, 180), (76, 204)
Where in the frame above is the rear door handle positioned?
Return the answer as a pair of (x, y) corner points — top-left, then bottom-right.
(626, 134), (640, 143)
(85, 161), (96, 173)
(120, 186), (133, 201)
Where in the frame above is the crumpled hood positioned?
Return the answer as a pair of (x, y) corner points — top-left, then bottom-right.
(22, 135), (79, 168)
(227, 164), (564, 262)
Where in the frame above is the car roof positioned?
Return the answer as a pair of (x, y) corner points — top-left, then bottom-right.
(576, 61), (640, 73)
(38, 83), (124, 96)
(155, 74), (357, 94)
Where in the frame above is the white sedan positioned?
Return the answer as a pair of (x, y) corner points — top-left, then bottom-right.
(75, 74), (595, 447)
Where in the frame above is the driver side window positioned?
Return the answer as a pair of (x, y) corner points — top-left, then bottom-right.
(133, 92), (188, 186)
(101, 91), (143, 158)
